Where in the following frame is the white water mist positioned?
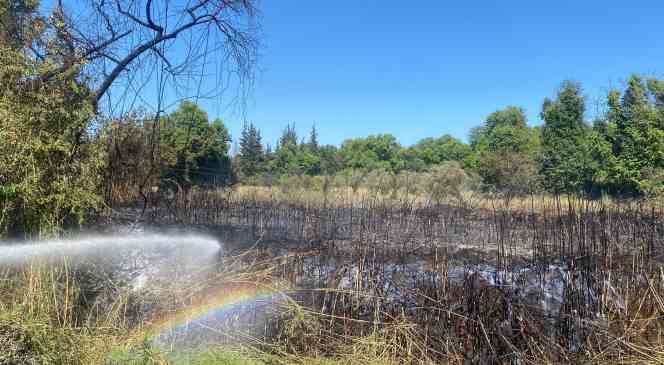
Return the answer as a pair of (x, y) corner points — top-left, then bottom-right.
(0, 232), (223, 292)
(0, 233), (220, 264)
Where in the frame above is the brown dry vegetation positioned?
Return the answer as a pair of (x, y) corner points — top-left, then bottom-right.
(120, 186), (664, 364)
(2, 186), (664, 364)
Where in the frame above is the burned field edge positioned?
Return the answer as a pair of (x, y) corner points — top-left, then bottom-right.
(105, 190), (664, 364)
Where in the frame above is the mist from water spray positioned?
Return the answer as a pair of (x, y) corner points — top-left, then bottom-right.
(0, 232), (224, 295)
(0, 231), (284, 352)
(0, 233), (221, 265)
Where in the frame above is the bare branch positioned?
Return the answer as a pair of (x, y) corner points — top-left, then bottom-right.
(151, 46), (172, 70)
(32, 0), (258, 112)
(94, 15), (213, 104)
(145, 0), (163, 33)
(115, 0), (153, 31)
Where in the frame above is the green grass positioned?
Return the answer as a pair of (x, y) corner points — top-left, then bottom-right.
(106, 344), (268, 365)
(169, 349), (266, 365)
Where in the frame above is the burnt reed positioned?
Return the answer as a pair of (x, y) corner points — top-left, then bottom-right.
(114, 189), (664, 364)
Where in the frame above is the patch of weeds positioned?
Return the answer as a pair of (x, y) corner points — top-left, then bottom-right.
(106, 342), (267, 365)
(0, 310), (81, 365)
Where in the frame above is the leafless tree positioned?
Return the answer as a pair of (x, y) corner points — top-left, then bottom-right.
(36, 0), (259, 111)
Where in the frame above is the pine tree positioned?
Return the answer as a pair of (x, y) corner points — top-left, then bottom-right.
(279, 123), (298, 148)
(249, 124), (264, 159)
(308, 124), (319, 151)
(238, 122), (264, 178)
(238, 122), (251, 165)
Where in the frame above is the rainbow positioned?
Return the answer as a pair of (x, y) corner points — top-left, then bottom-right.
(145, 284), (284, 350)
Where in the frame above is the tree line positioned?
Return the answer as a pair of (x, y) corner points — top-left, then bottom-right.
(233, 78), (664, 199)
(105, 76), (664, 201)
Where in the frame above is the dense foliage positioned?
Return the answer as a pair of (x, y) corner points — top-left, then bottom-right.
(0, 1), (103, 237)
(593, 76), (664, 196)
(233, 80), (664, 200)
(160, 102), (232, 189)
(104, 102), (233, 203)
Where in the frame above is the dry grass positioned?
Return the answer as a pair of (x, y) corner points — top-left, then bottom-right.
(0, 263), (127, 364)
(3, 189), (664, 364)
(1, 261), (664, 364)
(224, 184), (664, 214)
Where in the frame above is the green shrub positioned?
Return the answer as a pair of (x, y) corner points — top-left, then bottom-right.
(0, 46), (103, 238)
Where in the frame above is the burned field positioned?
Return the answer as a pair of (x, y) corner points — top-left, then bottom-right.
(118, 191), (664, 364)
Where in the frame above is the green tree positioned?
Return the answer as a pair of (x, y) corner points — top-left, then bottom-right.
(584, 125), (618, 195)
(469, 106), (541, 196)
(279, 123), (298, 148)
(539, 81), (593, 194)
(198, 118), (233, 184)
(398, 147), (427, 172)
(478, 151), (539, 200)
(595, 75), (664, 196)
(409, 134), (471, 168)
(339, 134), (404, 172)
(160, 101), (232, 188)
(319, 145), (342, 175)
(0, 11), (102, 236)
(485, 106), (528, 131)
(237, 123), (265, 179)
(307, 124), (319, 152)
(269, 124), (322, 176)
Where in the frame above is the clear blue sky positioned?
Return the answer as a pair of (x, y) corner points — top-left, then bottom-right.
(56, 0), (664, 147)
(220, 0), (663, 147)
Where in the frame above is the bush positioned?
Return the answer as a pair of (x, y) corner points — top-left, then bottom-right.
(0, 46), (103, 238)
(478, 151), (540, 201)
(277, 175), (313, 197)
(640, 167), (664, 199)
(421, 161), (476, 205)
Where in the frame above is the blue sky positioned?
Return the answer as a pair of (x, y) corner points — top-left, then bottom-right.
(56, 0), (664, 147)
(224, 0), (663, 147)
